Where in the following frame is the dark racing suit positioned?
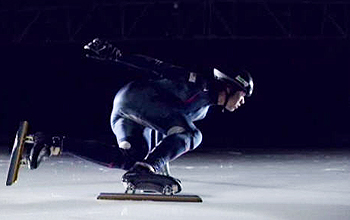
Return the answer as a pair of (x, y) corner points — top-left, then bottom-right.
(64, 55), (218, 172)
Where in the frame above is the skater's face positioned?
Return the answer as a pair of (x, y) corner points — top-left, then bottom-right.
(218, 90), (246, 112)
(225, 91), (246, 112)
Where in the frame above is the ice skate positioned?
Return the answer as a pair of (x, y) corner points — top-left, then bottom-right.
(27, 132), (64, 170)
(6, 121), (63, 185)
(83, 38), (122, 61)
(122, 162), (182, 195)
(98, 161), (202, 202)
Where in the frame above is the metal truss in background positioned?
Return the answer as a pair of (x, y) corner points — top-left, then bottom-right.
(0, 0), (349, 44)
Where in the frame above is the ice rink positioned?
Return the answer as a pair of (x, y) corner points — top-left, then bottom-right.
(1, 149), (350, 220)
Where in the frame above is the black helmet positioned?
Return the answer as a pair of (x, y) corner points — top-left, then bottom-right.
(213, 68), (254, 97)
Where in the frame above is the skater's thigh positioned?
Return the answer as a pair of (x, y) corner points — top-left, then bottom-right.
(112, 82), (199, 144)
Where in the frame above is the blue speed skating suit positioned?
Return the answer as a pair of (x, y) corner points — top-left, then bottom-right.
(65, 55), (218, 172)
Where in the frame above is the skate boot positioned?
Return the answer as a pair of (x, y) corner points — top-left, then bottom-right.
(83, 38), (122, 61)
(27, 132), (64, 170)
(122, 162), (182, 195)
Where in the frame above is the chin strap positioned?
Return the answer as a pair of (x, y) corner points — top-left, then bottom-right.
(221, 90), (230, 113)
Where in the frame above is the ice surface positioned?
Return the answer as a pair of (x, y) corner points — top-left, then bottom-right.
(1, 149), (350, 220)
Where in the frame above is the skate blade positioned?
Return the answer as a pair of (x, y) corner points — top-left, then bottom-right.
(97, 193), (202, 203)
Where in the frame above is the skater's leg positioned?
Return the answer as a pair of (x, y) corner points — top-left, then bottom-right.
(28, 122), (150, 171)
(145, 118), (202, 172)
(27, 131), (134, 170)
(63, 138), (132, 170)
(121, 116), (197, 194)
(63, 118), (150, 170)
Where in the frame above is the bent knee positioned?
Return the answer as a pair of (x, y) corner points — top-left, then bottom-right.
(167, 126), (202, 151)
(191, 129), (202, 150)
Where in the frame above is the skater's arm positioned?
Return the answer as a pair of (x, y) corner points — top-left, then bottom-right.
(84, 38), (210, 87)
(118, 54), (209, 87)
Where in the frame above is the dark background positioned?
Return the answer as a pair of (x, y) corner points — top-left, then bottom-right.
(1, 1), (350, 152)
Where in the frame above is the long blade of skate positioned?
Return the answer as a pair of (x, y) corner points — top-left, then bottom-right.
(97, 192), (202, 203)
